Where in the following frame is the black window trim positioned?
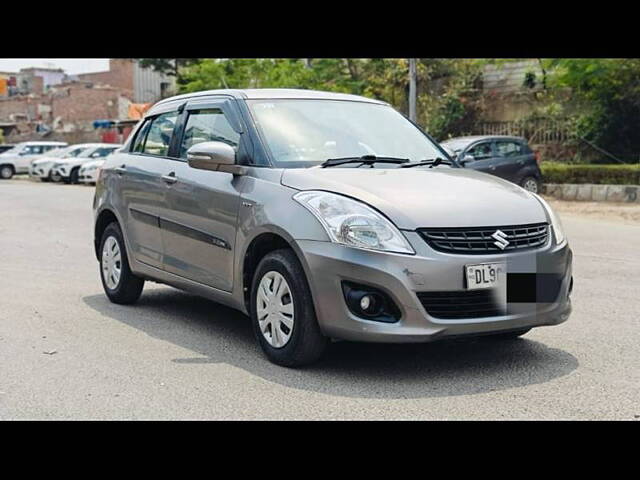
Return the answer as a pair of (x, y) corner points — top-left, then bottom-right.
(171, 96), (256, 166)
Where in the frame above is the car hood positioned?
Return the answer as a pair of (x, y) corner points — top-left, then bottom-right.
(32, 156), (59, 165)
(81, 160), (104, 169)
(55, 158), (87, 167)
(280, 167), (547, 229)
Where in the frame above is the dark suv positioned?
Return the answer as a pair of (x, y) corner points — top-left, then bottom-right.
(440, 135), (542, 193)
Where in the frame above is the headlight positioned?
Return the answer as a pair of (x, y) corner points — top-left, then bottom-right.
(532, 193), (566, 245)
(293, 191), (415, 254)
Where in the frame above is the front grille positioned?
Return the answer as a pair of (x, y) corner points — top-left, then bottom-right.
(418, 223), (549, 255)
(417, 290), (505, 319)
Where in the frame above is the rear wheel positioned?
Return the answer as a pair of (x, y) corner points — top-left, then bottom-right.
(521, 176), (541, 193)
(99, 222), (144, 305)
(0, 165), (14, 180)
(250, 249), (328, 367)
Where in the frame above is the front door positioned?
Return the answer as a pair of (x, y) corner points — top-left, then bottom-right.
(160, 99), (245, 292)
(463, 141), (497, 174)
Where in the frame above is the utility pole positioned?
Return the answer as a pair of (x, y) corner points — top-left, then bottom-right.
(409, 58), (417, 122)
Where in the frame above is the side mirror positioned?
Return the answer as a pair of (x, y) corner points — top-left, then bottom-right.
(186, 141), (246, 175)
(459, 154), (475, 166)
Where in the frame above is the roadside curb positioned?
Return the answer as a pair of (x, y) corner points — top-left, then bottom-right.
(543, 183), (639, 203)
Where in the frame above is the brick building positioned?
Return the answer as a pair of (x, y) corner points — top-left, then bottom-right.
(77, 59), (174, 103)
(0, 59), (174, 143)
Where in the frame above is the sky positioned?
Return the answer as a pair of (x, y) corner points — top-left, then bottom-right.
(0, 58), (110, 74)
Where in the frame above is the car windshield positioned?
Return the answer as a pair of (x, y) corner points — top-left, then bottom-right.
(247, 99), (445, 168)
(50, 146), (86, 158)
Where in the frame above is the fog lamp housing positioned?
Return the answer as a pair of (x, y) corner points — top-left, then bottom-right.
(341, 281), (401, 323)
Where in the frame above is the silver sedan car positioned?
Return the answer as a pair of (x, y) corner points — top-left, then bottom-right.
(93, 89), (572, 367)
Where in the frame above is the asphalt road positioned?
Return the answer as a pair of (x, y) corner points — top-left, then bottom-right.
(1, 179), (639, 420)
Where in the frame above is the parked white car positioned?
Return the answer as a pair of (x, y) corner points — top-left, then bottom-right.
(29, 144), (93, 182)
(51, 144), (122, 184)
(0, 141), (68, 179)
(78, 159), (105, 185)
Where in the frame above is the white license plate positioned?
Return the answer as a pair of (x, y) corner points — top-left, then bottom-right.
(465, 263), (506, 290)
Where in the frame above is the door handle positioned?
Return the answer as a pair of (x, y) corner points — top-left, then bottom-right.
(114, 165), (126, 175)
(162, 172), (177, 184)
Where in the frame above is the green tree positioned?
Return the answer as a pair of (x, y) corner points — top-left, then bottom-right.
(0, 128), (4, 144)
(176, 58), (485, 139)
(136, 58), (200, 85)
(547, 59), (640, 161)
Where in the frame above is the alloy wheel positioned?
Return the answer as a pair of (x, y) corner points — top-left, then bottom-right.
(523, 178), (538, 193)
(256, 271), (295, 348)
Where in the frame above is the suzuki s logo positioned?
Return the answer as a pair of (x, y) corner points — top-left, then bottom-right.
(492, 230), (509, 250)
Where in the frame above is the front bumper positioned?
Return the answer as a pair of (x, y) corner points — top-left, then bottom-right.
(296, 231), (572, 343)
(52, 167), (70, 180)
(29, 164), (53, 179)
(79, 170), (97, 183)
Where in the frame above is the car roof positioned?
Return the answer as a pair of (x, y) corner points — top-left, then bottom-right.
(71, 143), (121, 149)
(441, 135), (526, 147)
(153, 88), (388, 108)
(17, 141), (68, 146)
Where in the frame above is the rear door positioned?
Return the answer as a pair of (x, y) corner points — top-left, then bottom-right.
(159, 97), (245, 291)
(119, 109), (179, 269)
(493, 139), (529, 182)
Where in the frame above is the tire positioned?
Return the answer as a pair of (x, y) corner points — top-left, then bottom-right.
(99, 222), (144, 305)
(485, 328), (531, 340)
(0, 165), (14, 180)
(40, 177), (50, 183)
(50, 170), (62, 183)
(69, 168), (80, 184)
(250, 249), (328, 367)
(521, 176), (541, 193)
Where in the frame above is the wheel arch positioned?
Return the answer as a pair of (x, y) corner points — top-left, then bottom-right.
(240, 228), (309, 313)
(94, 208), (120, 260)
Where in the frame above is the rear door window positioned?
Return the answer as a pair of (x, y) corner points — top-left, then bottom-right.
(131, 111), (178, 157)
(131, 120), (152, 153)
(143, 112), (179, 157)
(495, 141), (523, 158)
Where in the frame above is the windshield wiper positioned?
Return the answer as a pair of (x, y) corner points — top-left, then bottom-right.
(399, 157), (453, 168)
(321, 155), (410, 168)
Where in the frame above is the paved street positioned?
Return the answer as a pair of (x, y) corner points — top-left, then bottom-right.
(1, 178), (639, 420)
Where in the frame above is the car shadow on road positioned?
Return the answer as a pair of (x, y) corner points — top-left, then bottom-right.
(83, 288), (578, 399)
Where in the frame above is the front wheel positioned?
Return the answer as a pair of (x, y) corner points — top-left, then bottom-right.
(50, 170), (62, 183)
(521, 176), (541, 193)
(0, 165), (14, 180)
(69, 167), (80, 184)
(99, 222), (144, 305)
(250, 249), (328, 367)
